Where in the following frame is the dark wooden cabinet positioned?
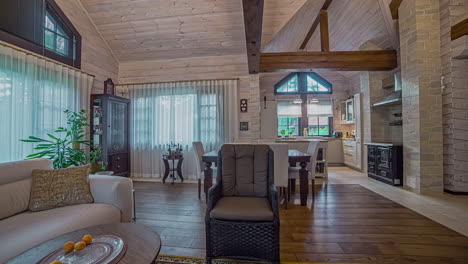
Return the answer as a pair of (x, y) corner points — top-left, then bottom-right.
(366, 144), (403, 186)
(91, 94), (130, 177)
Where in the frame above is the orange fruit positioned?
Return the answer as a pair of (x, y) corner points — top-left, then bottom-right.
(82, 234), (93, 245)
(63, 241), (74, 253)
(49, 261), (62, 264)
(74, 241), (86, 251)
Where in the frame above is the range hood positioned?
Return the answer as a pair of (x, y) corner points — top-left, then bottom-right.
(373, 72), (402, 107)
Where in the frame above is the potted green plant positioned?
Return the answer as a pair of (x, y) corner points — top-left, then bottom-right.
(288, 128), (296, 138)
(89, 145), (103, 174)
(64, 109), (91, 150)
(21, 110), (98, 169)
(280, 129), (286, 139)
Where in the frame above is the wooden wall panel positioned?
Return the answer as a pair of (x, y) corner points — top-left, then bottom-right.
(262, 0), (307, 49)
(118, 54), (249, 84)
(80, 0), (246, 62)
(56, 0), (118, 94)
(305, 0), (392, 52)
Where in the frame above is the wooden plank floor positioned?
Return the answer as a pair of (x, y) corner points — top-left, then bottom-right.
(134, 182), (468, 263)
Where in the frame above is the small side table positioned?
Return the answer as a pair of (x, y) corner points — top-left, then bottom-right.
(162, 154), (184, 184)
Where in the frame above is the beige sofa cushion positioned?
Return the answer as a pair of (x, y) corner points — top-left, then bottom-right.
(29, 165), (94, 212)
(0, 159), (53, 219)
(0, 158), (53, 185)
(210, 197), (273, 221)
(0, 178), (31, 220)
(221, 145), (269, 197)
(0, 203), (121, 263)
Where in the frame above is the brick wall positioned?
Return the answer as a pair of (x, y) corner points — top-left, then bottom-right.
(440, 0), (468, 193)
(399, 0), (444, 194)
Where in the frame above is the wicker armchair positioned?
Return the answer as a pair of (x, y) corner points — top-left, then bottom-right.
(205, 144), (280, 264)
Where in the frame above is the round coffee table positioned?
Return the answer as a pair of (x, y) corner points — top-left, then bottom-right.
(7, 223), (161, 264)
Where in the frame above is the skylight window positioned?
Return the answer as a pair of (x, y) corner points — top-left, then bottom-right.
(44, 11), (69, 56)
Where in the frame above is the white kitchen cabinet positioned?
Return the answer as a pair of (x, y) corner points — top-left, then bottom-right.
(341, 98), (355, 124)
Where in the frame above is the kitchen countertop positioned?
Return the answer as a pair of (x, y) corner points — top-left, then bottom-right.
(364, 142), (403, 146)
(276, 138), (328, 143)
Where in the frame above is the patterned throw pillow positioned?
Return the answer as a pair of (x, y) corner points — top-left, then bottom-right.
(29, 164), (94, 212)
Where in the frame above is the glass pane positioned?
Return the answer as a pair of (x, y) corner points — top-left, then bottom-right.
(347, 101), (354, 121)
(45, 30), (55, 50)
(57, 26), (66, 36)
(45, 14), (55, 31)
(109, 101), (127, 153)
(307, 75), (318, 92)
(56, 36), (67, 55)
(277, 75), (298, 93)
(318, 117), (330, 135)
(308, 116), (318, 135)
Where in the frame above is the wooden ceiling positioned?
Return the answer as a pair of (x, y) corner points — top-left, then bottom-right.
(79, 0), (397, 69)
(79, 0), (247, 62)
(262, 0), (394, 52)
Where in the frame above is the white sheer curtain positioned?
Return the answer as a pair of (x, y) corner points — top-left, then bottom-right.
(0, 43), (94, 163)
(119, 79), (238, 180)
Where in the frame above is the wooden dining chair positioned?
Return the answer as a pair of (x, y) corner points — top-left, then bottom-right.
(288, 140), (320, 200)
(268, 143), (289, 208)
(193, 141), (217, 199)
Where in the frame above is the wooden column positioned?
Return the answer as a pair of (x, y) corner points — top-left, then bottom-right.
(320, 11), (329, 52)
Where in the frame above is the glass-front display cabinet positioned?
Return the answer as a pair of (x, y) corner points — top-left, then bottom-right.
(91, 94), (130, 177)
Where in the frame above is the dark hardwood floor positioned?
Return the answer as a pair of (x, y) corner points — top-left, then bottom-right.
(134, 182), (468, 263)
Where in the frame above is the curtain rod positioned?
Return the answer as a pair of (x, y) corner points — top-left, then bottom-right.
(0, 41), (96, 77)
(117, 78), (240, 86)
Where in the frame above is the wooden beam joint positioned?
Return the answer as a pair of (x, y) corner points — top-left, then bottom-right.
(300, 0), (333, 50)
(320, 11), (329, 52)
(389, 0), (403, 20)
(451, 18), (468, 41)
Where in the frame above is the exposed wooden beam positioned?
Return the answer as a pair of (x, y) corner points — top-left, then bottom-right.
(378, 0), (399, 49)
(242, 0), (264, 74)
(389, 0), (403, 20)
(320, 11), (329, 52)
(260, 50), (398, 72)
(451, 18), (468, 41)
(299, 0), (333, 50)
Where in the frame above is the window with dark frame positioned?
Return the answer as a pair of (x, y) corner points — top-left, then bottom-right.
(0, 0), (81, 68)
(274, 72), (332, 95)
(275, 72), (334, 137)
(45, 11), (70, 57)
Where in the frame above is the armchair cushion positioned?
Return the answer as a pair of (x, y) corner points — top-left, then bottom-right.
(210, 197), (273, 221)
(221, 145), (269, 197)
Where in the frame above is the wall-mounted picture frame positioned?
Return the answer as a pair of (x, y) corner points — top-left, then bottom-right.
(240, 122), (249, 131)
(104, 78), (115, 95)
(240, 99), (248, 112)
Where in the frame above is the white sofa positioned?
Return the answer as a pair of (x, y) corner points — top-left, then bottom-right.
(0, 159), (134, 263)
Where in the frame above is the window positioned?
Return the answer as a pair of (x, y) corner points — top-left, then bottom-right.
(307, 101), (333, 137)
(277, 101), (301, 136)
(0, 43), (89, 163)
(278, 117), (300, 136)
(276, 74), (298, 93)
(275, 72), (332, 95)
(0, 0), (81, 68)
(45, 11), (70, 56)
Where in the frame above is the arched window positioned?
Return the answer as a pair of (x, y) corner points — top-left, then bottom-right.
(274, 72), (332, 95)
(275, 72), (333, 137)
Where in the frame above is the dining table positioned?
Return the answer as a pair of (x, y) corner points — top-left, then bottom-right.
(202, 149), (312, 206)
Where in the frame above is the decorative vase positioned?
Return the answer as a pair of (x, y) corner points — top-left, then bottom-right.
(72, 142), (81, 150)
(90, 162), (101, 174)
